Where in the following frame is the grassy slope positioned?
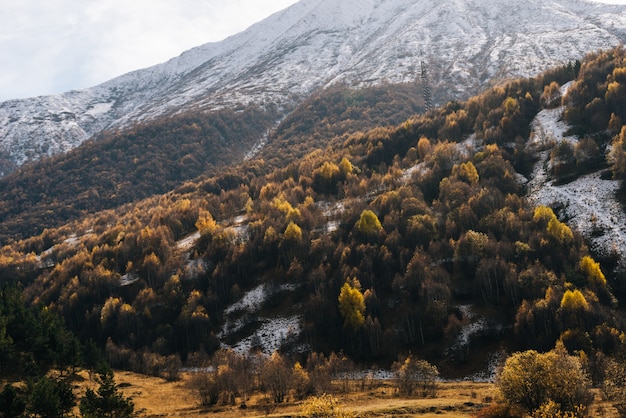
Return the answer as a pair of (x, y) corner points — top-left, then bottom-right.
(89, 372), (617, 417)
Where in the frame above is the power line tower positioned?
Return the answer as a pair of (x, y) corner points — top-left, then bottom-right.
(420, 60), (433, 112)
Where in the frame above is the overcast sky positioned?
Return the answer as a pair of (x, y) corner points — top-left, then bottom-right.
(0, 0), (624, 102)
(0, 0), (298, 101)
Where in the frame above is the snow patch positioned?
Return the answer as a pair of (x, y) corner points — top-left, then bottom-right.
(229, 315), (302, 355)
(225, 283), (272, 315)
(120, 272), (140, 287)
(220, 282), (303, 355)
(85, 102), (114, 116)
(176, 231), (200, 252)
(527, 90), (626, 267)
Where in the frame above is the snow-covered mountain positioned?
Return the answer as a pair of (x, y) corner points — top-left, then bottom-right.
(1, 0), (625, 174)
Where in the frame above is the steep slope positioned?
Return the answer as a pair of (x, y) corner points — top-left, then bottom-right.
(0, 0), (625, 174)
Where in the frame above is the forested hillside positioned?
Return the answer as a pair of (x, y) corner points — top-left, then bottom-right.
(0, 82), (424, 244)
(3, 48), (626, 414)
(0, 105), (279, 243)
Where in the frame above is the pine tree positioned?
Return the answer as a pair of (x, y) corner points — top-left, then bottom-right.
(79, 370), (134, 418)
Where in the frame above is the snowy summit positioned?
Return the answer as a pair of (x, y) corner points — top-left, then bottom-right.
(0, 0), (625, 175)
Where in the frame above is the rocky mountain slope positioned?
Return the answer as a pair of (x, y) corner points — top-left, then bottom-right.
(0, 0), (625, 175)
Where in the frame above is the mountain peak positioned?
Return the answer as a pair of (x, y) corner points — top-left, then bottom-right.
(0, 0), (624, 175)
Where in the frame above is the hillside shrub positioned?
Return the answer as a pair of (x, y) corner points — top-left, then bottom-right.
(301, 394), (353, 418)
(392, 355), (439, 397)
(497, 343), (592, 415)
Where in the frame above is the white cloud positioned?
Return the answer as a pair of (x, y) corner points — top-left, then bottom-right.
(0, 0), (298, 101)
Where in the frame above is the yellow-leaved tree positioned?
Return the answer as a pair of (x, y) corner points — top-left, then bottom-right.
(579, 255), (606, 287)
(301, 394), (353, 418)
(452, 161), (479, 184)
(195, 210), (217, 236)
(355, 210), (383, 236)
(497, 342), (592, 415)
(560, 289), (590, 311)
(533, 205), (573, 242)
(284, 221), (303, 242)
(338, 278), (366, 331)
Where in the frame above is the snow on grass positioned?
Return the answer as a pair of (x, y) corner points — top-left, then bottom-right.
(225, 283), (271, 315)
(120, 272), (140, 287)
(220, 282), (303, 355)
(229, 315), (302, 355)
(176, 231), (200, 252)
(462, 350), (506, 383)
(85, 102), (114, 116)
(529, 107), (571, 147)
(526, 88), (626, 266)
(402, 160), (428, 183)
(528, 82), (573, 146)
(530, 170), (626, 262)
(448, 305), (499, 356)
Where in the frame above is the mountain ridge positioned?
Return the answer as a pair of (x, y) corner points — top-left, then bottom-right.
(0, 0), (625, 175)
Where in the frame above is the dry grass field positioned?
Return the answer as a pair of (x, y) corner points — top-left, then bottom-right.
(53, 370), (619, 417)
(113, 372), (492, 417)
(0, 369), (618, 417)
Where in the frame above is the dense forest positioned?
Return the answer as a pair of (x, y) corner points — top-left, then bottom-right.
(3, 47), (626, 415)
(0, 81), (424, 244)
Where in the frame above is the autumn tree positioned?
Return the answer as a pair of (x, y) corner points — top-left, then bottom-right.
(560, 289), (589, 312)
(606, 67), (626, 119)
(284, 221), (303, 242)
(392, 355), (439, 397)
(579, 255), (606, 287)
(176, 290), (213, 354)
(547, 216), (574, 243)
(188, 350), (256, 407)
(301, 394), (353, 418)
(292, 362), (311, 399)
(313, 161), (341, 194)
(610, 126), (626, 180)
(417, 136), (432, 160)
(541, 81), (562, 107)
(533, 205), (556, 226)
(355, 210), (383, 237)
(338, 278), (366, 331)
(260, 352), (292, 404)
(210, 351), (250, 405)
(451, 161), (479, 185)
(305, 352), (333, 395)
(139, 252), (162, 288)
(195, 210), (217, 236)
(497, 342), (592, 415)
(602, 357), (626, 416)
(338, 157), (354, 179)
